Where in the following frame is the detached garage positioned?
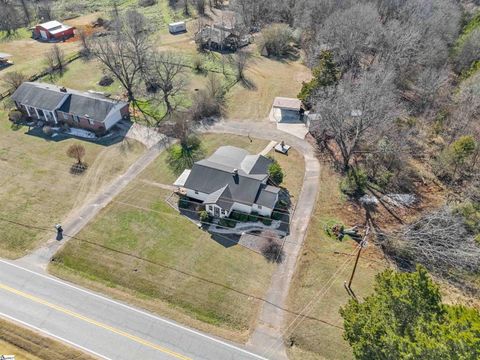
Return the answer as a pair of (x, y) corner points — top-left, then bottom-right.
(33, 21), (75, 41)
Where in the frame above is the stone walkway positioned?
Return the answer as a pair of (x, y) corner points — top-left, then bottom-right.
(259, 140), (277, 156)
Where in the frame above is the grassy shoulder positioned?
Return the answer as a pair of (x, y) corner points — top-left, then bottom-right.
(0, 111), (146, 258)
(286, 165), (388, 360)
(0, 317), (95, 360)
(48, 133), (279, 342)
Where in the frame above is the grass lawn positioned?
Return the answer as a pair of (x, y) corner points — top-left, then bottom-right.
(226, 54), (311, 121)
(43, 59), (123, 96)
(48, 134), (281, 342)
(0, 38), (80, 93)
(0, 111), (145, 258)
(267, 148), (305, 205)
(0, 318), (95, 360)
(286, 165), (388, 360)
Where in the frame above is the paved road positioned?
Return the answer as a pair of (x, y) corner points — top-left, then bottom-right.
(202, 121), (321, 359)
(0, 259), (266, 360)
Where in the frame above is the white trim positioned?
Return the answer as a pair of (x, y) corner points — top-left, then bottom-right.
(0, 259), (268, 360)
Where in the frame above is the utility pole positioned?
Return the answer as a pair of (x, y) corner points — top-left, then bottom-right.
(344, 225), (369, 299)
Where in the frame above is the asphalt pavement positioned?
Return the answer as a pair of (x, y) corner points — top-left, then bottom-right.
(0, 259), (267, 360)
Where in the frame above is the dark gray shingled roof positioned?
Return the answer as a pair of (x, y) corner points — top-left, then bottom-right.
(11, 82), (126, 122)
(58, 93), (117, 122)
(12, 82), (66, 111)
(184, 146), (279, 209)
(255, 185), (280, 208)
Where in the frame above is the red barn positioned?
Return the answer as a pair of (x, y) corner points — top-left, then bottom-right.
(33, 21), (75, 41)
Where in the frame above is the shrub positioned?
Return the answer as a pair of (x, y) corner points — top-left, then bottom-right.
(340, 168), (368, 197)
(259, 24), (293, 57)
(138, 0), (156, 6)
(268, 160), (284, 185)
(192, 55), (204, 72)
(42, 126), (54, 136)
(8, 110), (23, 123)
(260, 230), (284, 263)
(199, 210), (210, 223)
(271, 210), (283, 220)
(98, 75), (114, 86)
(231, 211), (249, 222)
(248, 212), (259, 222)
(179, 197), (190, 209)
(261, 217), (272, 226)
(219, 218), (236, 228)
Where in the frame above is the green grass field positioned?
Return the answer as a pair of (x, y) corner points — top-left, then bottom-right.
(47, 133), (306, 341)
(286, 165), (387, 360)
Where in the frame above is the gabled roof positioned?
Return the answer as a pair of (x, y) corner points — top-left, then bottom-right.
(273, 97), (301, 110)
(12, 82), (127, 122)
(38, 20), (73, 34)
(255, 185), (280, 208)
(12, 82), (66, 111)
(182, 146), (278, 209)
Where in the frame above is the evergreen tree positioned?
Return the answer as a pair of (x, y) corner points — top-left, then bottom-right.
(340, 266), (480, 360)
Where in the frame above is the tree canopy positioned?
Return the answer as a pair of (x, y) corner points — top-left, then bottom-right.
(340, 267), (480, 360)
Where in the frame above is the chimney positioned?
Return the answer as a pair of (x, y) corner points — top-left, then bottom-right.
(232, 168), (238, 175)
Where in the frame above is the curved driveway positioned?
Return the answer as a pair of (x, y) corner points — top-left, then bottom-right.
(202, 121), (321, 360)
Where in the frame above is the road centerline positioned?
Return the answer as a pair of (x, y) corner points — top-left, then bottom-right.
(0, 282), (191, 360)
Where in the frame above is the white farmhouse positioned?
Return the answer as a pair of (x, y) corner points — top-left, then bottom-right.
(174, 146), (280, 218)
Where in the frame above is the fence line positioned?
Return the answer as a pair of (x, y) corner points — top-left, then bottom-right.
(0, 51), (82, 101)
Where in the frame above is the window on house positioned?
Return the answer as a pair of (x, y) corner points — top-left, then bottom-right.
(62, 112), (69, 120)
(73, 115), (80, 123)
(258, 205), (263, 209)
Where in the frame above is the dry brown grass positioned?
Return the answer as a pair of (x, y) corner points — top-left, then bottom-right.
(0, 113), (145, 258)
(49, 133), (277, 343)
(286, 164), (388, 360)
(226, 55), (311, 121)
(0, 318), (95, 360)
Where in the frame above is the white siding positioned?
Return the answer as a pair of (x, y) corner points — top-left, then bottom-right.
(103, 105), (124, 130)
(252, 203), (273, 217)
(186, 189), (208, 202)
(231, 202), (252, 214)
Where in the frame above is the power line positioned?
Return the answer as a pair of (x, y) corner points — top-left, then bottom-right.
(0, 216), (344, 329)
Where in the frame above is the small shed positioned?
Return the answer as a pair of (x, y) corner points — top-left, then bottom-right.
(271, 97), (302, 123)
(168, 21), (186, 34)
(33, 20), (75, 41)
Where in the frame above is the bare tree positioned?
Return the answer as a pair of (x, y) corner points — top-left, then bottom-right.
(35, 0), (54, 22)
(260, 230), (284, 263)
(2, 71), (27, 90)
(233, 49), (250, 81)
(378, 206), (480, 292)
(194, 0), (206, 15)
(145, 52), (187, 119)
(45, 44), (66, 72)
(90, 10), (150, 104)
(314, 3), (382, 71)
(67, 144), (86, 165)
(311, 65), (402, 170)
(0, 0), (22, 36)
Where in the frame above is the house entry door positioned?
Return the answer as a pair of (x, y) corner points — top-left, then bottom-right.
(214, 207), (220, 217)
